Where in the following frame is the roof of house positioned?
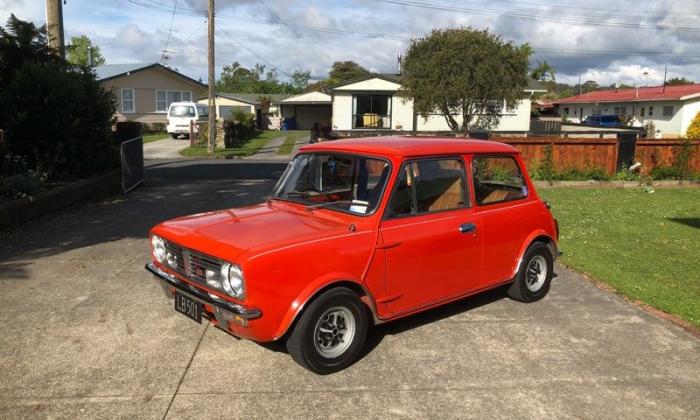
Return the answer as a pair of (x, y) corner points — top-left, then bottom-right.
(301, 136), (518, 157)
(280, 91), (331, 104)
(554, 84), (700, 104)
(327, 73), (545, 92)
(95, 63), (206, 87)
(205, 92), (290, 105)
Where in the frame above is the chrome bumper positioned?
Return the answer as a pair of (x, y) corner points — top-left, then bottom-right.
(145, 262), (261, 321)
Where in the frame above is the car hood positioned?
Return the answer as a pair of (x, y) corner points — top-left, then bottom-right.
(152, 202), (354, 261)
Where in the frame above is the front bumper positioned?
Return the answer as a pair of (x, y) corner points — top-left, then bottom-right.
(145, 263), (262, 332)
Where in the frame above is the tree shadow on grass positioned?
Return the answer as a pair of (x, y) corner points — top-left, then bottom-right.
(667, 217), (700, 229)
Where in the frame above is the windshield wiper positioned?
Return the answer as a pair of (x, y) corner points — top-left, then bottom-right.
(305, 200), (354, 212)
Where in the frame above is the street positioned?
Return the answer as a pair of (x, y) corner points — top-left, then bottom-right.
(0, 160), (698, 419)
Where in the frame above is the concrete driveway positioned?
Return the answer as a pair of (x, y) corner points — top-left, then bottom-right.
(143, 138), (189, 159)
(0, 160), (698, 419)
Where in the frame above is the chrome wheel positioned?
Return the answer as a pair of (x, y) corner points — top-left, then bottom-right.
(313, 306), (356, 359)
(526, 255), (547, 292)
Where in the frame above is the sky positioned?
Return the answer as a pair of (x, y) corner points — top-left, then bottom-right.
(2, 0), (700, 88)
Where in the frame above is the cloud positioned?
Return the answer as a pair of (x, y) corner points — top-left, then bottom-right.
(2, 0), (699, 86)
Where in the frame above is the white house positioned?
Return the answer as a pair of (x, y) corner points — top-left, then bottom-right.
(554, 84), (700, 138)
(328, 74), (545, 132)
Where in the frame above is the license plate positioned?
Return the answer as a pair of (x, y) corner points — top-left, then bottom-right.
(174, 292), (202, 324)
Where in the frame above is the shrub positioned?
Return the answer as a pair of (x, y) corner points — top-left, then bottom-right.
(0, 170), (45, 199)
(650, 166), (682, 180)
(643, 121), (656, 139)
(686, 112), (700, 139)
(671, 139), (695, 179)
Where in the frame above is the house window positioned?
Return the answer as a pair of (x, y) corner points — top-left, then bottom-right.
(640, 107), (645, 117)
(564, 107), (569, 115)
(649, 106), (654, 116)
(352, 94), (391, 129)
(121, 88), (135, 113)
(662, 106), (673, 117)
(219, 105), (252, 120)
(157, 90), (193, 112)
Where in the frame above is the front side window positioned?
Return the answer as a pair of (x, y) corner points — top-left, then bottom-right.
(272, 153), (391, 215)
(387, 158), (467, 217)
(121, 88), (135, 113)
(472, 156), (527, 205)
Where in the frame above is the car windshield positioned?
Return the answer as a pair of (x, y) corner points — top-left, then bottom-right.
(272, 153), (391, 215)
(169, 105), (196, 117)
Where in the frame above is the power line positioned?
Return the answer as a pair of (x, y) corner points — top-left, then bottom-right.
(124, 0), (700, 58)
(220, 30), (294, 78)
(161, 0), (178, 62)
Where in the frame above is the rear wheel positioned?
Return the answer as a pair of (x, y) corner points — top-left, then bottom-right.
(286, 287), (369, 374)
(508, 242), (553, 302)
(170, 133), (179, 139)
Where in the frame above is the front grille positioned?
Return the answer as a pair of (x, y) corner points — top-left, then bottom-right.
(163, 240), (222, 287)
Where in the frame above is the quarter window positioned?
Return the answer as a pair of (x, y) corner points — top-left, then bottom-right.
(387, 158), (467, 217)
(472, 156), (528, 205)
(121, 88), (135, 113)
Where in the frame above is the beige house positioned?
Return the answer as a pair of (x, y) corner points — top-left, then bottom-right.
(196, 93), (287, 121)
(96, 63), (206, 126)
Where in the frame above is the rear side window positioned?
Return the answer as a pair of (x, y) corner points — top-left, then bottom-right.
(169, 105), (195, 117)
(472, 156), (527, 205)
(387, 158), (467, 217)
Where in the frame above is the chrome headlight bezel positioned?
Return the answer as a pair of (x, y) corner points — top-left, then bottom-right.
(150, 235), (166, 264)
(221, 262), (245, 300)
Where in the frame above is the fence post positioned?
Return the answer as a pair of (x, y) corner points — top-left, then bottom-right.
(616, 132), (638, 171)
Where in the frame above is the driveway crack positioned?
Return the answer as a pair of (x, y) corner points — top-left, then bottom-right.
(162, 323), (209, 420)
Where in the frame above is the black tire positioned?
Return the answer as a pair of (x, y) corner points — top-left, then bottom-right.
(508, 242), (553, 302)
(286, 287), (369, 374)
(170, 133), (179, 139)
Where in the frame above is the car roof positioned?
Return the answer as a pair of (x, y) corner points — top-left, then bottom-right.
(300, 136), (519, 158)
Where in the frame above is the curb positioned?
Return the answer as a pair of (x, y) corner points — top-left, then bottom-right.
(0, 170), (122, 229)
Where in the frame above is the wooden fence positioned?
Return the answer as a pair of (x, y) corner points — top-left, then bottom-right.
(496, 137), (700, 175)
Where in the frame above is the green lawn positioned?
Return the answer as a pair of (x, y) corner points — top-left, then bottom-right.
(179, 130), (283, 158)
(277, 130), (308, 155)
(539, 188), (700, 328)
(143, 132), (169, 143)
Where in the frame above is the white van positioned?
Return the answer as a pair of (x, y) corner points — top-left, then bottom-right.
(166, 102), (210, 138)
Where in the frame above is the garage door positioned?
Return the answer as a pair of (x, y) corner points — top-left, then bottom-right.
(294, 105), (332, 130)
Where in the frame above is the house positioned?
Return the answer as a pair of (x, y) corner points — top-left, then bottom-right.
(96, 63), (206, 126)
(554, 84), (700, 138)
(196, 93), (288, 122)
(328, 74), (546, 133)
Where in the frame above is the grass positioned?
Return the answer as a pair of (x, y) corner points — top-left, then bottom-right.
(277, 130), (308, 155)
(142, 132), (169, 143)
(539, 188), (700, 328)
(179, 130), (283, 158)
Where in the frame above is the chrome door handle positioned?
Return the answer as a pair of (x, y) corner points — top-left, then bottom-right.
(459, 223), (477, 234)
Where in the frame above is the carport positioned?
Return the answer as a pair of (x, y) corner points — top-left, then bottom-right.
(278, 91), (332, 130)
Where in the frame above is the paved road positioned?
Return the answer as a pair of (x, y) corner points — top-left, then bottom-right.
(144, 138), (189, 159)
(0, 160), (698, 419)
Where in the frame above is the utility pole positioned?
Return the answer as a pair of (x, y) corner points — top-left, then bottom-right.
(45, 0), (65, 58)
(207, 0), (216, 154)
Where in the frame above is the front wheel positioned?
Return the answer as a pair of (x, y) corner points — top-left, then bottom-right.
(508, 242), (553, 302)
(286, 287), (369, 374)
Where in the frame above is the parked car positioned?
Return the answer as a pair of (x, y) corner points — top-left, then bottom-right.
(146, 137), (560, 374)
(166, 102), (209, 138)
(583, 114), (621, 127)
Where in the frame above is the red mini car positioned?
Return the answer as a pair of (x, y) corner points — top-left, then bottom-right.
(146, 137), (559, 374)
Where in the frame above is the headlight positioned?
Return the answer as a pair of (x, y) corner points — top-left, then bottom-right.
(151, 235), (166, 264)
(221, 262), (245, 299)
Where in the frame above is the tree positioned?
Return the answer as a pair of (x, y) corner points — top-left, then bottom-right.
(66, 35), (105, 66)
(686, 112), (700, 139)
(531, 61), (556, 82)
(400, 27), (531, 132)
(216, 62), (308, 94)
(327, 61), (369, 85)
(0, 14), (58, 87)
(290, 69), (311, 90)
(666, 77), (694, 86)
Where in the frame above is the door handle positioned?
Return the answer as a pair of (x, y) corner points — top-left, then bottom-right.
(459, 223), (477, 234)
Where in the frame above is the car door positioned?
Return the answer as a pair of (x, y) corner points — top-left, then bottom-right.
(470, 154), (539, 288)
(379, 157), (483, 315)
